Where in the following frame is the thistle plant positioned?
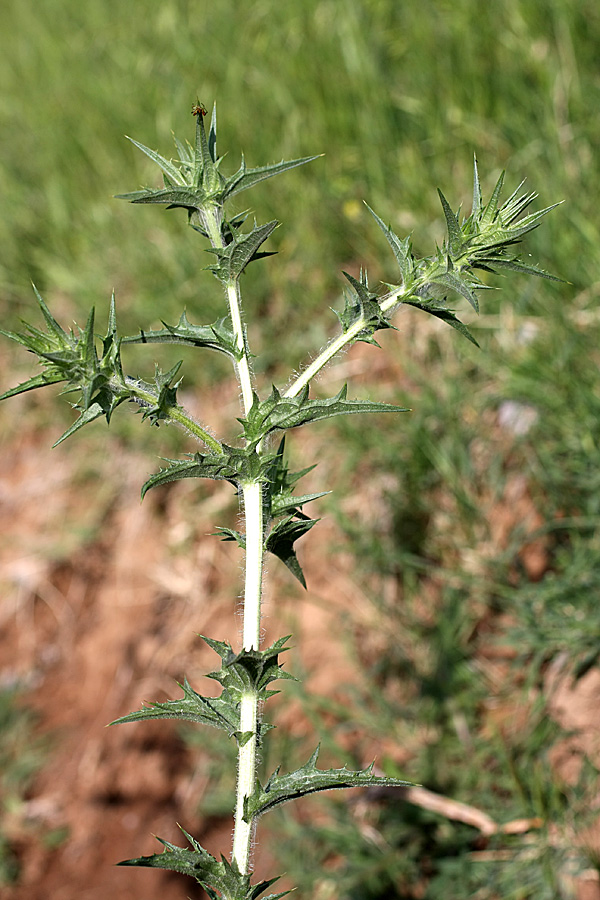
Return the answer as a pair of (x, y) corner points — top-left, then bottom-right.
(0, 104), (558, 898)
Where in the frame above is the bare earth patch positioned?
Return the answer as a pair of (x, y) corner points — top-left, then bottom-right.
(1, 337), (598, 899)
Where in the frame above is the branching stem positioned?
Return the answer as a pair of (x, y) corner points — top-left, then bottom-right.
(123, 378), (223, 452)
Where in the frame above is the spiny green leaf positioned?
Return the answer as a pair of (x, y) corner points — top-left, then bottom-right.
(495, 178), (562, 234)
(240, 384), (408, 444)
(101, 293), (124, 378)
(208, 103), (218, 163)
(117, 833), (219, 881)
(124, 136), (185, 184)
(195, 107), (222, 194)
(225, 154), (322, 200)
(402, 300), (479, 347)
(265, 515), (318, 588)
(214, 526), (246, 548)
(0, 289), (74, 360)
(53, 402), (106, 447)
(336, 270), (392, 346)
(31, 284), (72, 341)
(123, 312), (239, 359)
(437, 189), (463, 257)
(141, 453), (237, 497)
(498, 204), (562, 240)
(0, 371), (64, 402)
(264, 437), (328, 518)
(141, 444), (268, 499)
(118, 186), (208, 209)
(479, 169), (505, 229)
(203, 634), (295, 698)
(426, 268), (480, 313)
(206, 220), (279, 283)
(118, 827), (288, 898)
(397, 161), (560, 319)
(0, 289), (130, 434)
(365, 204), (414, 287)
(245, 746), (412, 820)
(270, 488), (328, 517)
(172, 132), (193, 168)
(471, 155), (483, 217)
(0, 292), (223, 452)
(471, 254), (562, 281)
(132, 361), (184, 426)
(110, 676), (240, 736)
(497, 179), (535, 224)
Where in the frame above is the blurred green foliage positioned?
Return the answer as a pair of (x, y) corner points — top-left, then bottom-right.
(0, 689), (48, 885)
(1, 0), (598, 359)
(302, 294), (600, 894)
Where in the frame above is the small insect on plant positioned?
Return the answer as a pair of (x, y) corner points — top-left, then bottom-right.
(0, 102), (559, 899)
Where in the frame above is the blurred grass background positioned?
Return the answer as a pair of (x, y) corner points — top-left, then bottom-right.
(1, 0), (598, 349)
(1, 0), (600, 897)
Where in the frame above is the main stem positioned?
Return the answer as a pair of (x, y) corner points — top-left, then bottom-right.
(232, 479), (263, 872)
(231, 329), (263, 874)
(202, 206), (263, 874)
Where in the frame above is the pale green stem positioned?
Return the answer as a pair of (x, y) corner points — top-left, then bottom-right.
(201, 206), (254, 414)
(226, 280), (254, 414)
(201, 203), (263, 874)
(284, 286), (404, 399)
(240, 481), (264, 651)
(167, 405), (223, 451)
(232, 692), (259, 872)
(231, 479), (264, 872)
(123, 378), (223, 453)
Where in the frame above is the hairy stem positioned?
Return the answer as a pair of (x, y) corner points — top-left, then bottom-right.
(240, 480), (264, 651)
(226, 280), (254, 415)
(284, 285), (404, 398)
(201, 207), (254, 414)
(123, 377), (223, 452)
(202, 204), (263, 874)
(232, 479), (264, 872)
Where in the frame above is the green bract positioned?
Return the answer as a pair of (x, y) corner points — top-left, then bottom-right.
(0, 104), (559, 900)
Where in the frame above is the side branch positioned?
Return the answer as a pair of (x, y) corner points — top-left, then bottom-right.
(284, 286), (404, 399)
